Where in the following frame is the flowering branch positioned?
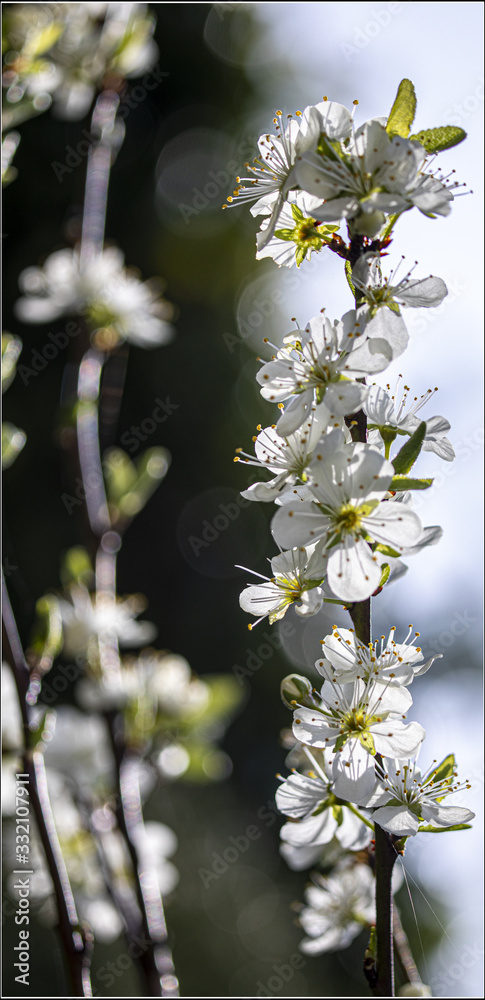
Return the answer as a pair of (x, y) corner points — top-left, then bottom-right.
(228, 79), (473, 997)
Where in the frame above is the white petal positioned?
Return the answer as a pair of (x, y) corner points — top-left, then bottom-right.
(372, 720), (425, 758)
(373, 804), (420, 836)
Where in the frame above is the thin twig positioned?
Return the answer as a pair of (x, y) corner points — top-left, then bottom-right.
(2, 575), (94, 997)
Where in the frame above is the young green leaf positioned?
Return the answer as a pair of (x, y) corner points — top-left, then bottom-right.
(390, 475), (433, 490)
(410, 126), (467, 153)
(386, 79), (417, 138)
(392, 420), (426, 475)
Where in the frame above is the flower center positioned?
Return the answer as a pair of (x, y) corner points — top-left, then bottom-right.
(333, 503), (362, 534)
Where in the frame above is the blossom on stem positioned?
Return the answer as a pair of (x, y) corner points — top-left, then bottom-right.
(364, 380), (455, 461)
(272, 429), (423, 602)
(317, 624), (440, 688)
(257, 309), (408, 437)
(298, 862), (375, 954)
(292, 672), (424, 802)
(239, 545), (327, 627)
(295, 120), (456, 235)
(256, 192), (339, 268)
(276, 750), (371, 850)
(364, 756), (475, 836)
(224, 101), (353, 247)
(236, 409), (335, 502)
(352, 252), (448, 315)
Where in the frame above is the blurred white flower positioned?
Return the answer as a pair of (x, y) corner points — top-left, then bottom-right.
(58, 585), (157, 660)
(3, 3), (158, 123)
(299, 863), (375, 954)
(15, 247), (175, 348)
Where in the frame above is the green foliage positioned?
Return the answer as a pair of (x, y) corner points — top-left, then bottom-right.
(103, 446), (170, 522)
(386, 79), (417, 138)
(410, 126), (467, 153)
(392, 420), (426, 475)
(418, 823), (472, 833)
(29, 594), (63, 671)
(390, 475), (433, 491)
(60, 547), (94, 589)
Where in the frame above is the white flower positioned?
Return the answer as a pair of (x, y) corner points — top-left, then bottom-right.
(276, 751), (371, 850)
(364, 381), (455, 461)
(365, 756), (475, 837)
(239, 545), (327, 628)
(255, 191), (339, 268)
(15, 247), (175, 348)
(256, 309), (408, 438)
(235, 409), (335, 502)
(295, 119), (455, 234)
(352, 252), (448, 313)
(299, 863), (375, 954)
(224, 101), (353, 247)
(59, 585), (157, 660)
(317, 624), (440, 688)
(293, 672), (424, 802)
(272, 430), (423, 602)
(43, 707), (114, 790)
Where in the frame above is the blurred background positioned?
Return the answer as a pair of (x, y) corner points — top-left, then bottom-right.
(2, 2), (483, 997)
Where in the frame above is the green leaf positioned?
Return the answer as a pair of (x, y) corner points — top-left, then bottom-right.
(30, 595), (63, 671)
(428, 753), (456, 801)
(392, 420), (426, 474)
(345, 260), (355, 297)
(103, 446), (170, 521)
(374, 543), (402, 559)
(60, 547), (93, 588)
(331, 804), (343, 826)
(433, 753), (456, 784)
(386, 79), (417, 138)
(409, 126), (467, 153)
(378, 563), (390, 589)
(390, 475), (433, 491)
(418, 823), (472, 833)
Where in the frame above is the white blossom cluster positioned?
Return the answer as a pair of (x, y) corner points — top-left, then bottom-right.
(232, 83), (474, 960)
(224, 95), (463, 266)
(15, 246), (176, 349)
(3, 3), (158, 122)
